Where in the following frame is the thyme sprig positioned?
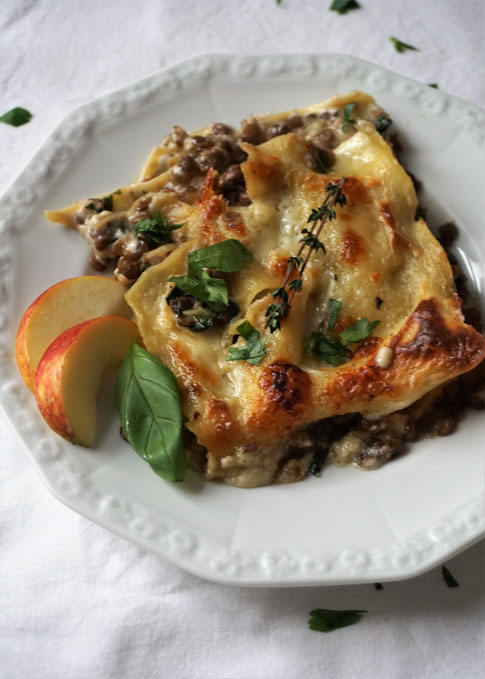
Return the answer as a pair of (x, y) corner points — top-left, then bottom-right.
(264, 178), (347, 333)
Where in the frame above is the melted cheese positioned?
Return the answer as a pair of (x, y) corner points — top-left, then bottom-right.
(46, 90), (485, 487)
(125, 95), (485, 487)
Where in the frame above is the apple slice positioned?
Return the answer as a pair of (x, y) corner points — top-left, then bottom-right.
(34, 316), (139, 446)
(16, 276), (132, 391)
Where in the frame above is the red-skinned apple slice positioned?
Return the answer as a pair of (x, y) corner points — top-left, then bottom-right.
(34, 316), (139, 446)
(16, 276), (132, 391)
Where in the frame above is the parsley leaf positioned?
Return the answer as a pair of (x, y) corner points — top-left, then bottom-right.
(338, 318), (380, 345)
(442, 565), (459, 588)
(0, 107), (32, 127)
(315, 147), (331, 174)
(227, 321), (268, 366)
(305, 331), (351, 366)
(191, 314), (217, 332)
(327, 298), (342, 330)
(309, 608), (367, 633)
(135, 212), (185, 244)
(101, 195), (113, 211)
(187, 239), (253, 276)
(330, 0), (360, 14)
(168, 271), (229, 313)
(342, 102), (357, 131)
(305, 313), (380, 366)
(390, 37), (418, 53)
(299, 228), (326, 253)
(374, 116), (393, 133)
(428, 83), (439, 88)
(169, 239), (253, 313)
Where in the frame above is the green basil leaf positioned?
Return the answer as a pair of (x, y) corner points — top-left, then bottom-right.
(0, 106), (32, 127)
(187, 239), (253, 276)
(227, 321), (268, 366)
(342, 102), (357, 131)
(428, 83), (439, 89)
(304, 331), (351, 366)
(330, 0), (360, 14)
(327, 298), (342, 330)
(374, 116), (393, 134)
(116, 343), (185, 482)
(390, 37), (418, 53)
(309, 608), (367, 633)
(442, 565), (459, 588)
(339, 318), (380, 345)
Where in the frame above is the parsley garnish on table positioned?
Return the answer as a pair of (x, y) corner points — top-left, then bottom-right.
(0, 107), (32, 127)
(309, 608), (367, 633)
(330, 0), (361, 14)
(390, 37), (419, 53)
(442, 566), (459, 588)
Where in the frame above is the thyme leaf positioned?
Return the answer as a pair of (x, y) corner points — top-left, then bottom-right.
(264, 178), (347, 333)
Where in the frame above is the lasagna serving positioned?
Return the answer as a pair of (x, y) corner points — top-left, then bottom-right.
(46, 91), (485, 488)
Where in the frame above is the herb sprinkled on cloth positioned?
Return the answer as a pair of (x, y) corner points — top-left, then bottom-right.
(0, 107), (32, 127)
(390, 37), (419, 53)
(442, 565), (459, 588)
(308, 608), (367, 633)
(330, 0), (361, 14)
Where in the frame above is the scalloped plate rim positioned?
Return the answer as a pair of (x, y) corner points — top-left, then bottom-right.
(1, 53), (484, 586)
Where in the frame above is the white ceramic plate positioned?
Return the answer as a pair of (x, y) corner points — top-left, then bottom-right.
(1, 54), (484, 586)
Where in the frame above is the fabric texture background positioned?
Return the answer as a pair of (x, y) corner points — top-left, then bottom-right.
(1, 1), (484, 678)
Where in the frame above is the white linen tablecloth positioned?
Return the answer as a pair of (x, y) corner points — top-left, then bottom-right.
(1, 1), (484, 677)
